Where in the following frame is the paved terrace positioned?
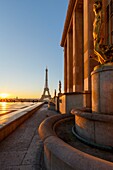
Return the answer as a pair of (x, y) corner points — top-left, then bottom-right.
(0, 104), (58, 170)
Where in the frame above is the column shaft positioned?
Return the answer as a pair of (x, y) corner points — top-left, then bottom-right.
(64, 44), (67, 93)
(73, 8), (84, 92)
(67, 30), (73, 92)
(84, 0), (97, 91)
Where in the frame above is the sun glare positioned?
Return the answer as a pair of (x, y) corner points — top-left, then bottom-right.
(0, 93), (9, 99)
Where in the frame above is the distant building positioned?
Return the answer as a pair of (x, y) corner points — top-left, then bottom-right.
(59, 0), (113, 113)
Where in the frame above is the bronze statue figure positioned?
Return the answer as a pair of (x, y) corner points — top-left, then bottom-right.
(54, 89), (56, 97)
(59, 81), (61, 94)
(91, 0), (113, 64)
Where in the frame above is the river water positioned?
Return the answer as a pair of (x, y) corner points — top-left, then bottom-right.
(0, 102), (43, 127)
(0, 102), (36, 116)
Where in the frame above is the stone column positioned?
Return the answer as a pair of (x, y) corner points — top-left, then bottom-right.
(64, 44), (67, 93)
(83, 0), (97, 108)
(67, 30), (73, 92)
(84, 0), (97, 92)
(73, 8), (84, 92)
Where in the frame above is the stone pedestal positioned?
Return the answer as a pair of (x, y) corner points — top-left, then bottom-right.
(72, 63), (113, 149)
(54, 96), (59, 112)
(83, 91), (91, 108)
(72, 109), (113, 148)
(91, 64), (113, 114)
(48, 101), (55, 110)
(59, 92), (90, 114)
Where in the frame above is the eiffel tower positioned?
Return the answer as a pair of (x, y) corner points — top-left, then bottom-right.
(41, 67), (51, 100)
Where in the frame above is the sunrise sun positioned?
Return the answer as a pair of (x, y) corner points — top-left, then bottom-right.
(0, 93), (9, 99)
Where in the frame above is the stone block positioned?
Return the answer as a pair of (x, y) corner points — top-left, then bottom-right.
(75, 115), (95, 142)
(59, 93), (84, 114)
(91, 65), (113, 114)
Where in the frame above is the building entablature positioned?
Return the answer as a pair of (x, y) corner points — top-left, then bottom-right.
(60, 0), (83, 47)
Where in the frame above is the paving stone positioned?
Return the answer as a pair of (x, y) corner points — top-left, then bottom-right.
(0, 151), (26, 167)
(0, 104), (58, 169)
(1, 164), (41, 170)
(22, 136), (43, 165)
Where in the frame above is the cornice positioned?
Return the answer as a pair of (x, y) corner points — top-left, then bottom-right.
(60, 0), (76, 47)
(60, 0), (83, 47)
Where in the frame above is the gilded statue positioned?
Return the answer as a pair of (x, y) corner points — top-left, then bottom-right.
(54, 89), (56, 97)
(59, 81), (61, 94)
(91, 0), (113, 64)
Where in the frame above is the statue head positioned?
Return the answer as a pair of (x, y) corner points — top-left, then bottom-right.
(94, 0), (102, 6)
(93, 0), (102, 13)
(94, 0), (102, 3)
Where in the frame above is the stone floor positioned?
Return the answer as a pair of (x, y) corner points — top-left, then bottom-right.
(0, 104), (58, 170)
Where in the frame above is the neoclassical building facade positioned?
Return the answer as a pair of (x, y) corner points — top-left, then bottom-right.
(59, 0), (113, 113)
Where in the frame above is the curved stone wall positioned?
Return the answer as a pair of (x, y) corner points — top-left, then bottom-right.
(0, 102), (44, 142)
(74, 110), (113, 148)
(38, 114), (113, 170)
(91, 64), (113, 114)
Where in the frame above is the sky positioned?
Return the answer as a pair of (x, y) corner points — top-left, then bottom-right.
(0, 0), (68, 99)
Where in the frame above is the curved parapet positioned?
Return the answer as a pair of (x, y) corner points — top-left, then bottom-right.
(0, 102), (44, 142)
(38, 114), (113, 170)
(72, 108), (113, 149)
